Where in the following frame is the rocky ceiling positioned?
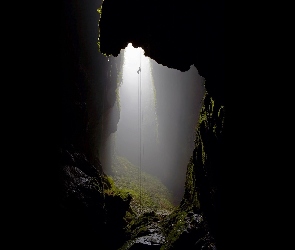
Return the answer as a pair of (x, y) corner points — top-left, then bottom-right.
(99, 0), (224, 105)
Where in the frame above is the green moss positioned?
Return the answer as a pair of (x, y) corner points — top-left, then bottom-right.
(160, 208), (188, 250)
(201, 140), (206, 165)
(97, 2), (108, 56)
(109, 156), (175, 215)
(103, 175), (131, 201)
(125, 211), (157, 238)
(196, 90), (221, 135)
(182, 90), (223, 211)
(97, 7), (102, 15)
(181, 157), (200, 210)
(197, 91), (208, 126)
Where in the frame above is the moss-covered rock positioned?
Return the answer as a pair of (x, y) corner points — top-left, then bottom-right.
(180, 90), (224, 247)
(159, 206), (216, 250)
(119, 211), (166, 250)
(109, 156), (175, 215)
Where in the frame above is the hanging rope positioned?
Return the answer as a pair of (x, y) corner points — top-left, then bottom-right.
(139, 50), (142, 214)
(137, 49), (142, 214)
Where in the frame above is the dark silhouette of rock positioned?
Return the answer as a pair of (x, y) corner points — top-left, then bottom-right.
(27, 0), (224, 249)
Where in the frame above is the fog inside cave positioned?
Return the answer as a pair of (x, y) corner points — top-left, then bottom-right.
(102, 43), (205, 206)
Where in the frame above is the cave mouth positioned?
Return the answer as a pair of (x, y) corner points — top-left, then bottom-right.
(100, 43), (205, 216)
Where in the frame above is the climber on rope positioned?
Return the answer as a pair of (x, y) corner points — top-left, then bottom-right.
(137, 66), (141, 74)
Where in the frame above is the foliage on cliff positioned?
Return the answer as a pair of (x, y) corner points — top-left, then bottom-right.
(179, 90), (224, 247)
(181, 90), (224, 208)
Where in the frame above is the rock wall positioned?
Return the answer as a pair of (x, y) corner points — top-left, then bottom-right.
(46, 0), (225, 248)
(181, 91), (224, 247)
(98, 0), (224, 247)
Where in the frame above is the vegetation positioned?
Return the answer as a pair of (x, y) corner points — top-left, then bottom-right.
(160, 208), (188, 250)
(108, 155), (175, 215)
(103, 174), (131, 201)
(118, 210), (162, 250)
(180, 156), (200, 210)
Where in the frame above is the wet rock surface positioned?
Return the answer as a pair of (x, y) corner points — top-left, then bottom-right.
(159, 208), (217, 250)
(59, 146), (132, 249)
(53, 0), (224, 248)
(120, 209), (216, 250)
(133, 221), (166, 245)
(119, 211), (167, 249)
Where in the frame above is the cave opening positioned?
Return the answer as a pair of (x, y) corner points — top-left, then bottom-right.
(99, 43), (205, 216)
(57, 0), (223, 248)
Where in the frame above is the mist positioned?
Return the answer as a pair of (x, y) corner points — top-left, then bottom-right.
(103, 43), (205, 205)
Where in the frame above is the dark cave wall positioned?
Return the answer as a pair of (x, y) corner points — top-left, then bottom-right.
(99, 0), (224, 246)
(57, 0), (224, 248)
(60, 0), (122, 162)
(58, 1), (128, 248)
(99, 0), (224, 105)
(181, 91), (224, 246)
